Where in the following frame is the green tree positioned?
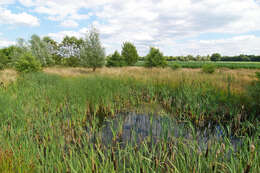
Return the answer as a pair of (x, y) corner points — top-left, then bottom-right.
(80, 27), (105, 71)
(43, 36), (62, 65)
(106, 51), (126, 67)
(145, 47), (167, 68)
(121, 42), (139, 66)
(29, 34), (54, 66)
(210, 53), (221, 61)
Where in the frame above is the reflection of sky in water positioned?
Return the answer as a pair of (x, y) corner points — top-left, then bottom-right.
(98, 113), (241, 151)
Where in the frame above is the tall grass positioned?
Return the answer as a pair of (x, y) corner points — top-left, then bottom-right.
(0, 71), (259, 172)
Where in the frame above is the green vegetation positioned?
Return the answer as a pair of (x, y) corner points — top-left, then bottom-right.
(170, 62), (182, 70)
(106, 50), (126, 67)
(210, 53), (221, 61)
(121, 42), (139, 66)
(136, 61), (260, 69)
(80, 27), (105, 71)
(0, 69), (259, 172)
(202, 64), (216, 73)
(15, 52), (41, 73)
(145, 47), (167, 67)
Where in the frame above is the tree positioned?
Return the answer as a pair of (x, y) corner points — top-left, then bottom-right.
(210, 53), (221, 61)
(145, 47), (167, 68)
(43, 36), (62, 65)
(106, 51), (126, 67)
(121, 42), (139, 66)
(80, 27), (105, 71)
(29, 34), (54, 66)
(59, 36), (83, 58)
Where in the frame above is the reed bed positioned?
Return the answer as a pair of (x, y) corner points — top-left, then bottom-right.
(0, 68), (259, 172)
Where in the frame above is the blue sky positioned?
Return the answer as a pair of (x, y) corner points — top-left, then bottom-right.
(1, 0), (260, 56)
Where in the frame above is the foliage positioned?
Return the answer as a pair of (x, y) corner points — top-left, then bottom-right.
(121, 42), (139, 66)
(170, 62), (182, 70)
(210, 53), (221, 61)
(62, 57), (81, 67)
(0, 50), (9, 70)
(59, 36), (84, 59)
(106, 51), (126, 67)
(145, 47), (167, 67)
(15, 52), (41, 73)
(202, 64), (216, 73)
(80, 27), (105, 71)
(29, 34), (55, 66)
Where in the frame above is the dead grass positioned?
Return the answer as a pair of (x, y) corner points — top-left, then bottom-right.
(44, 66), (260, 94)
(0, 69), (17, 85)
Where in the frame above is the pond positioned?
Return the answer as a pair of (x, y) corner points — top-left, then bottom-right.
(92, 112), (242, 151)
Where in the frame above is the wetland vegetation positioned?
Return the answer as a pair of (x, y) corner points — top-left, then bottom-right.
(0, 67), (260, 172)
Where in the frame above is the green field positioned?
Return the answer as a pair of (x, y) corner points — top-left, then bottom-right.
(0, 67), (260, 172)
(136, 61), (260, 69)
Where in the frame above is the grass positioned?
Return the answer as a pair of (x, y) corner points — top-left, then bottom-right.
(0, 67), (259, 172)
(136, 61), (260, 69)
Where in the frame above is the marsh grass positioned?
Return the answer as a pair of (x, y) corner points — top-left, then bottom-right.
(0, 68), (259, 172)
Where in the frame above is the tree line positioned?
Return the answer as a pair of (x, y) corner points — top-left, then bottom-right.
(1, 28), (260, 72)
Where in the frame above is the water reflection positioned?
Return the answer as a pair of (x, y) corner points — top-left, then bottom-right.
(99, 113), (241, 150)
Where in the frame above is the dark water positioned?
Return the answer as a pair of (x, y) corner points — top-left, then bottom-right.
(97, 113), (241, 150)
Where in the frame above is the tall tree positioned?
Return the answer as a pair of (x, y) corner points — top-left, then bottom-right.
(29, 34), (54, 66)
(121, 42), (139, 66)
(80, 27), (105, 71)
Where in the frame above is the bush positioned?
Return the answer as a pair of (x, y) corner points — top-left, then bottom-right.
(106, 51), (126, 67)
(15, 52), (41, 73)
(170, 63), (182, 70)
(0, 51), (9, 70)
(202, 64), (216, 73)
(145, 47), (167, 68)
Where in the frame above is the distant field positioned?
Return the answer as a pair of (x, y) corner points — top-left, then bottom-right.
(136, 61), (260, 69)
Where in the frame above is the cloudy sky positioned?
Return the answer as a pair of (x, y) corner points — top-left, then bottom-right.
(0, 0), (260, 56)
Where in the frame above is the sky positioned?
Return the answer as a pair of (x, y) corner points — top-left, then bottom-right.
(0, 0), (260, 56)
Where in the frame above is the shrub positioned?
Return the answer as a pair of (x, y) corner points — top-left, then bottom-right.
(202, 64), (216, 73)
(145, 47), (167, 68)
(15, 52), (41, 73)
(170, 63), (182, 70)
(106, 51), (126, 67)
(121, 42), (139, 66)
(0, 51), (9, 70)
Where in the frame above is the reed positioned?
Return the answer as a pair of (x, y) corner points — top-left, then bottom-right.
(0, 68), (259, 172)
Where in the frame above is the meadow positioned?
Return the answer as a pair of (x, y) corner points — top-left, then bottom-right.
(0, 67), (260, 172)
(136, 61), (260, 69)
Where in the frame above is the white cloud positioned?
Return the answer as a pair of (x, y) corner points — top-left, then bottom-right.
(0, 7), (39, 26)
(0, 38), (15, 47)
(3, 0), (260, 55)
(173, 35), (260, 56)
(60, 20), (79, 28)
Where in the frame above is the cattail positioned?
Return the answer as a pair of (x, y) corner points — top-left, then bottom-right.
(250, 144), (255, 153)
